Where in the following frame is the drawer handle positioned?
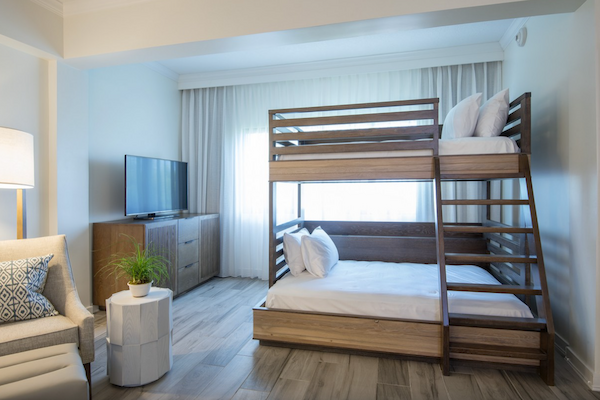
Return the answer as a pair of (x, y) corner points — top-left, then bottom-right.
(184, 263), (194, 269)
(184, 240), (194, 245)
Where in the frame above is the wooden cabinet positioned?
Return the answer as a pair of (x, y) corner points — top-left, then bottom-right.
(93, 214), (219, 308)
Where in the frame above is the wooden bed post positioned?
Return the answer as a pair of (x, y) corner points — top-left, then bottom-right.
(269, 182), (276, 287)
(433, 157), (450, 375)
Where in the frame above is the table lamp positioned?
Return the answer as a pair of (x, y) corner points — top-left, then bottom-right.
(0, 127), (34, 239)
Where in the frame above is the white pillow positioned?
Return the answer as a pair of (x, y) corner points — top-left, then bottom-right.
(474, 89), (510, 137)
(283, 228), (309, 276)
(441, 93), (482, 139)
(301, 227), (339, 278)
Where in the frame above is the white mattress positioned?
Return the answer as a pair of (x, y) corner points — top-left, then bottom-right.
(279, 136), (520, 160)
(266, 260), (533, 321)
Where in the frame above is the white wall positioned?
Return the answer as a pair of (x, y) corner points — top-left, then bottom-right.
(0, 0), (62, 56)
(56, 62), (91, 307)
(0, 43), (50, 241)
(88, 64), (181, 224)
(503, 0), (599, 386)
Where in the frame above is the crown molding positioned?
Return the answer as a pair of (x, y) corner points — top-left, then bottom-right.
(499, 17), (529, 49)
(62, 0), (155, 16)
(30, 0), (63, 17)
(178, 43), (504, 90)
(142, 62), (179, 82)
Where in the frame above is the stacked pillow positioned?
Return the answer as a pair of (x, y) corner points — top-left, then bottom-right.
(282, 226), (339, 278)
(0, 254), (58, 323)
(441, 89), (510, 139)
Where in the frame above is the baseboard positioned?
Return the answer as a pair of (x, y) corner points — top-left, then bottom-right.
(556, 332), (598, 391)
(87, 305), (99, 314)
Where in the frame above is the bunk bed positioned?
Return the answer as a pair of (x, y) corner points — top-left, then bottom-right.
(253, 92), (555, 385)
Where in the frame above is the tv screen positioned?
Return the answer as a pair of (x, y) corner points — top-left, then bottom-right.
(125, 155), (188, 217)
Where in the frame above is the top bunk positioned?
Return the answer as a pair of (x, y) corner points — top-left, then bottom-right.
(269, 92), (531, 181)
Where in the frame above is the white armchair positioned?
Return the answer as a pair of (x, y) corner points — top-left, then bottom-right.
(0, 235), (94, 377)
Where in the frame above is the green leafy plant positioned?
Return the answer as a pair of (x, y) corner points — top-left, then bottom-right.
(98, 234), (170, 285)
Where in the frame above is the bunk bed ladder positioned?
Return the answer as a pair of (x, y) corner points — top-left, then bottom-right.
(436, 154), (554, 385)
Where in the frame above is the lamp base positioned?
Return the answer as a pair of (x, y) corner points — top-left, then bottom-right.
(17, 189), (27, 239)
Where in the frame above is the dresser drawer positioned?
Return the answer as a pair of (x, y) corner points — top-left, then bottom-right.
(177, 262), (199, 293)
(178, 239), (198, 268)
(178, 217), (199, 243)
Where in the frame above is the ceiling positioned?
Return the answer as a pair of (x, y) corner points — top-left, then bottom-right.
(157, 19), (517, 75)
(31, 0), (528, 79)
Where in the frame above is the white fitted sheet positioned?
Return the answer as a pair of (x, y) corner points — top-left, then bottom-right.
(278, 136), (519, 160)
(266, 260), (533, 321)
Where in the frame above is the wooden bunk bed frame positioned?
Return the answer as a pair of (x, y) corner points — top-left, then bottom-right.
(253, 92), (555, 385)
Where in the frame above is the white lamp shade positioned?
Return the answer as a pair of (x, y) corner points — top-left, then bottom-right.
(0, 127), (34, 189)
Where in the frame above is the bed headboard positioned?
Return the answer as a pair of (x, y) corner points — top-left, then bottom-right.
(303, 221), (487, 265)
(502, 92), (531, 154)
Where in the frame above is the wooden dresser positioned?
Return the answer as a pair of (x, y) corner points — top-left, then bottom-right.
(92, 213), (219, 308)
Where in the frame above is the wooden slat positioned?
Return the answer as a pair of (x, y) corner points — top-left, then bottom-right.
(270, 157), (435, 181)
(442, 199), (528, 206)
(448, 313), (546, 330)
(274, 267), (290, 283)
(445, 253), (537, 264)
(333, 236), (486, 265)
(506, 107), (523, 125)
(273, 109), (436, 129)
(444, 225), (533, 234)
(303, 221), (482, 238)
(449, 343), (546, 360)
(439, 154), (522, 179)
(485, 231), (521, 252)
(449, 325), (540, 348)
(501, 124), (522, 139)
(509, 92), (531, 108)
(273, 139), (435, 156)
(447, 283), (542, 295)
(269, 154), (524, 182)
(274, 248), (284, 260)
(253, 308), (442, 358)
(274, 218), (304, 233)
(270, 97), (438, 115)
(273, 125), (436, 142)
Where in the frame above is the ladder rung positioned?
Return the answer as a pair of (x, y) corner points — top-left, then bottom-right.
(446, 253), (537, 264)
(447, 283), (542, 295)
(442, 199), (529, 206)
(449, 343), (547, 360)
(449, 313), (547, 330)
(444, 225), (533, 234)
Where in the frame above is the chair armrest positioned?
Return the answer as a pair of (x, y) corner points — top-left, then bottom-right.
(64, 293), (95, 364)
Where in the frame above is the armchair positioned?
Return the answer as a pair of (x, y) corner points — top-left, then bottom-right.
(0, 235), (94, 377)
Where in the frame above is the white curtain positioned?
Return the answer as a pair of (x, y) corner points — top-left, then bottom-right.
(181, 62), (502, 279)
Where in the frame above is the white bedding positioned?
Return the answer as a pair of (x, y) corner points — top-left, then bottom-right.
(278, 136), (519, 160)
(266, 260), (533, 321)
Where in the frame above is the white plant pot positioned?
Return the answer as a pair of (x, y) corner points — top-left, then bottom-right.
(128, 281), (152, 297)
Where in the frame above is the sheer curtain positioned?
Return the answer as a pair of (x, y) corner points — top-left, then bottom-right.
(181, 62), (502, 279)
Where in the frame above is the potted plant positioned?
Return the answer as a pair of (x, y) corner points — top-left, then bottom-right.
(99, 234), (170, 297)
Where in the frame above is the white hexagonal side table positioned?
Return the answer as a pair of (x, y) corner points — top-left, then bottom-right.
(106, 287), (173, 387)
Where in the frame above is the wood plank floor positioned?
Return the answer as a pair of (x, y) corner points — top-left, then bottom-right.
(92, 277), (599, 400)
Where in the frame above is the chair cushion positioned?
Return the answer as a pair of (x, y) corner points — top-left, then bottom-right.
(0, 255), (58, 323)
(0, 315), (78, 357)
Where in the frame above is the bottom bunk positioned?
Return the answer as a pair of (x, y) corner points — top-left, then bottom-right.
(253, 219), (554, 384)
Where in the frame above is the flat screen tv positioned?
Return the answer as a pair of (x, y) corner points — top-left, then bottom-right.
(125, 155), (188, 218)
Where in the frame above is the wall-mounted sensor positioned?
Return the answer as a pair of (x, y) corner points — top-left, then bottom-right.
(516, 27), (527, 47)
